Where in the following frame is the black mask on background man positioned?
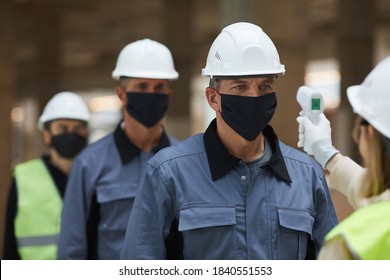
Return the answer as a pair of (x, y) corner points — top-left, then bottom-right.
(125, 92), (169, 127)
(51, 133), (87, 159)
(219, 92), (277, 141)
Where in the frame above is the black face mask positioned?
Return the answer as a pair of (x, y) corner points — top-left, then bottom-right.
(51, 133), (87, 159)
(125, 92), (169, 127)
(220, 92), (277, 141)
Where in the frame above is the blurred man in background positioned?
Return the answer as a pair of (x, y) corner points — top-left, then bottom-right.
(58, 39), (182, 259)
(3, 91), (90, 259)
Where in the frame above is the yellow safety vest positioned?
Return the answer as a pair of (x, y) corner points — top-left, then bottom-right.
(14, 158), (63, 260)
(325, 201), (390, 260)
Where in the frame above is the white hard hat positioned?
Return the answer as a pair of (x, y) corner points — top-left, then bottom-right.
(112, 39), (179, 80)
(201, 22), (285, 77)
(38, 91), (90, 131)
(347, 56), (390, 139)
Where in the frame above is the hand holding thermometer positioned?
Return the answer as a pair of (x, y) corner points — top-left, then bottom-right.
(296, 86), (324, 154)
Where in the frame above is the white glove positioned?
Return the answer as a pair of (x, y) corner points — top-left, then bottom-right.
(297, 112), (339, 168)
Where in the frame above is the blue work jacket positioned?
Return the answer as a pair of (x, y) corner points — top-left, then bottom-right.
(57, 123), (178, 259)
(121, 120), (338, 259)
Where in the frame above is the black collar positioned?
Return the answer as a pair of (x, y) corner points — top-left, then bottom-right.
(203, 119), (292, 183)
(41, 155), (67, 198)
(113, 122), (171, 165)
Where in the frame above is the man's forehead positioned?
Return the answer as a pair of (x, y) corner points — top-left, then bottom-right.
(51, 118), (85, 124)
(221, 76), (277, 84)
(121, 77), (169, 83)
(215, 74), (277, 80)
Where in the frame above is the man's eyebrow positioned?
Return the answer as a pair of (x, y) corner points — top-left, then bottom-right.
(229, 78), (275, 85)
(262, 77), (276, 82)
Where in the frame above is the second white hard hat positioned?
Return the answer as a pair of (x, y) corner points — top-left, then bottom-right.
(201, 22), (285, 77)
(112, 39), (179, 80)
(347, 56), (390, 138)
(38, 91), (90, 131)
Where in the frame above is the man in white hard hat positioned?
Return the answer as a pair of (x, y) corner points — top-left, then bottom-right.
(3, 92), (90, 259)
(120, 22), (338, 260)
(58, 39), (182, 259)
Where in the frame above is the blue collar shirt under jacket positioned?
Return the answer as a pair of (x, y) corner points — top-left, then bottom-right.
(120, 119), (338, 260)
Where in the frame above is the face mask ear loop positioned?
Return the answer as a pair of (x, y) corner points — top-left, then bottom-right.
(207, 87), (221, 96)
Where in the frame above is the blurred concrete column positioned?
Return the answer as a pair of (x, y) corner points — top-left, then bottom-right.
(336, 0), (374, 162)
(0, 0), (17, 259)
(332, 0), (381, 222)
(30, 1), (61, 110)
(220, 0), (253, 26)
(13, 1), (62, 162)
(164, 0), (195, 140)
(251, 0), (307, 147)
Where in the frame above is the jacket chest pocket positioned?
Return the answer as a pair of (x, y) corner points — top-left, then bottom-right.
(97, 183), (137, 203)
(277, 208), (314, 260)
(179, 205), (237, 259)
(96, 183), (137, 231)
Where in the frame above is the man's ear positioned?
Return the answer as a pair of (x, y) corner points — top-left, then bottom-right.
(42, 129), (51, 146)
(367, 124), (376, 137)
(205, 87), (220, 112)
(115, 86), (127, 106)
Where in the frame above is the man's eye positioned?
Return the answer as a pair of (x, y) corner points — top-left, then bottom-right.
(260, 85), (273, 92)
(140, 85), (147, 91)
(74, 126), (86, 135)
(233, 85), (246, 91)
(59, 126), (68, 133)
(136, 83), (148, 91)
(155, 84), (166, 92)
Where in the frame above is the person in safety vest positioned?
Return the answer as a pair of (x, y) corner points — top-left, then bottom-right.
(297, 56), (390, 259)
(3, 92), (90, 260)
(120, 22), (338, 260)
(57, 39), (183, 260)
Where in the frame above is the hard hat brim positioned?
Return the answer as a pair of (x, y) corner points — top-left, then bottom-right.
(201, 68), (285, 77)
(112, 71), (179, 81)
(347, 84), (390, 139)
(346, 85), (362, 115)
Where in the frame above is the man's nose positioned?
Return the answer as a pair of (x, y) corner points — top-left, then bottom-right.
(67, 126), (81, 134)
(142, 87), (158, 93)
(245, 87), (262, 97)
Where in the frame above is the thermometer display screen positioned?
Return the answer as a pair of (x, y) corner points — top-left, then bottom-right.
(311, 98), (321, 111)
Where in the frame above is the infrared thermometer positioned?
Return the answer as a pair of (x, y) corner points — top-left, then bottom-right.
(296, 86), (324, 154)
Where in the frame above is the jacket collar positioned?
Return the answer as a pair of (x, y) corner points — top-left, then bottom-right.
(114, 121), (171, 165)
(203, 119), (291, 183)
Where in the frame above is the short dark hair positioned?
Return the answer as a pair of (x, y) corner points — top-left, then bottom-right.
(43, 121), (52, 131)
(209, 77), (220, 89)
(119, 76), (132, 87)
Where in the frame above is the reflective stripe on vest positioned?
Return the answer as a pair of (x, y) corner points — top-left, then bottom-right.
(325, 201), (390, 260)
(14, 159), (63, 260)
